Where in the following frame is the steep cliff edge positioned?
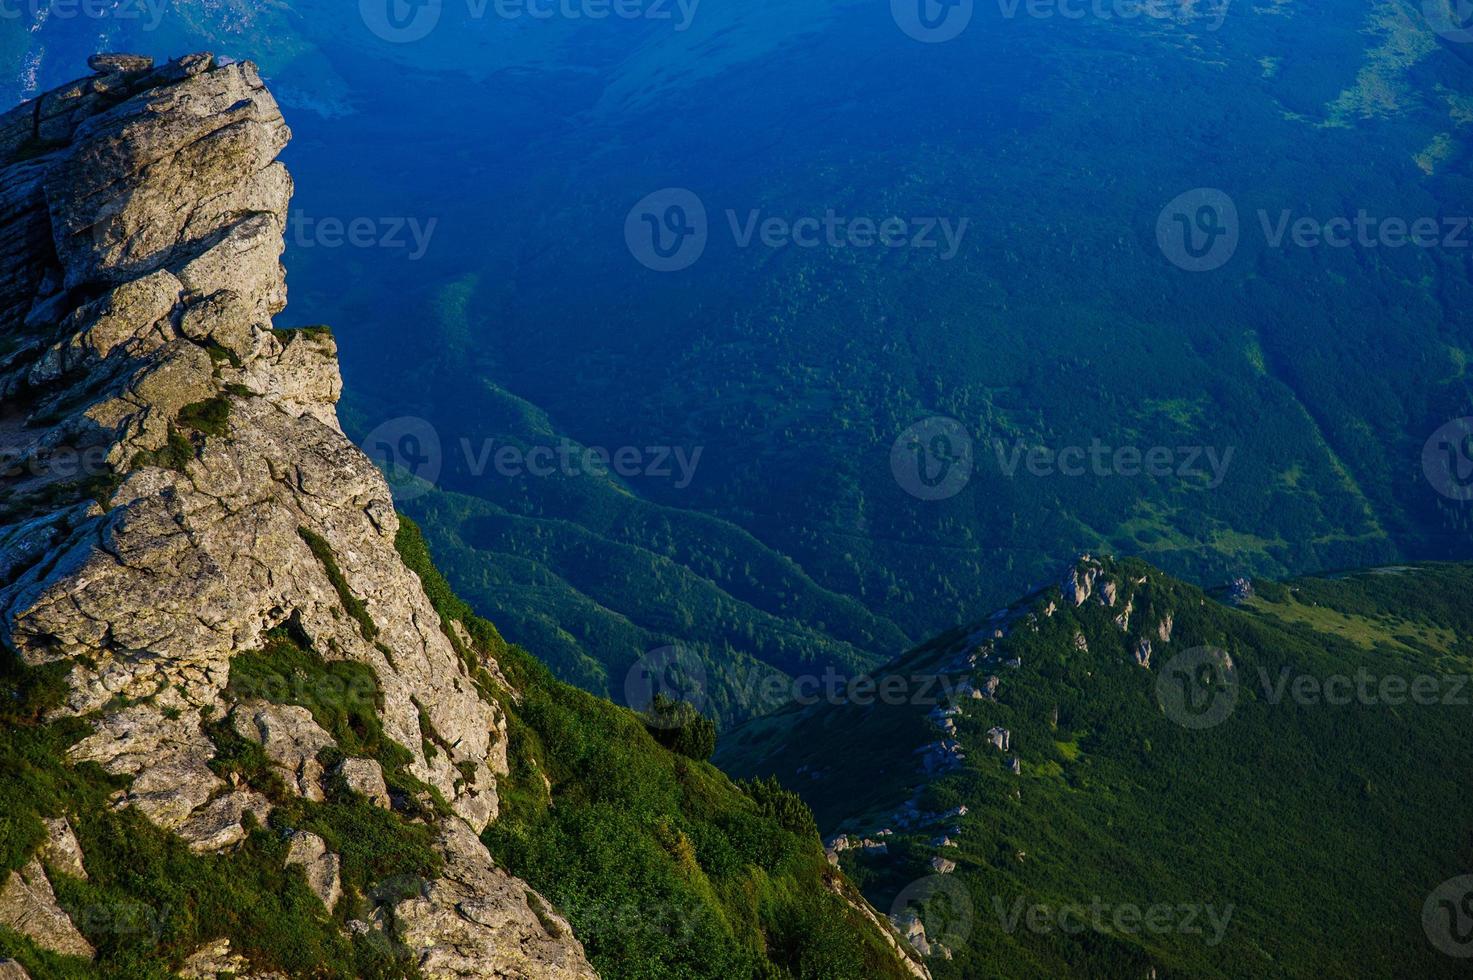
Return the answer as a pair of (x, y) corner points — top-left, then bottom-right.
(0, 54), (925, 980)
(0, 51), (594, 979)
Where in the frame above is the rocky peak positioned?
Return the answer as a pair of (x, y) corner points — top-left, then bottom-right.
(0, 54), (595, 978)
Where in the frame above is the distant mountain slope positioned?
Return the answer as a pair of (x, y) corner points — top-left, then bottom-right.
(377, 373), (911, 726)
(8, 0), (1469, 723)
(717, 558), (1473, 978)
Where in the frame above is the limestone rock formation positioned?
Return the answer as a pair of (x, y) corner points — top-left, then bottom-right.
(337, 756), (392, 807)
(0, 54), (594, 978)
(0, 860), (94, 958)
(286, 830), (343, 910)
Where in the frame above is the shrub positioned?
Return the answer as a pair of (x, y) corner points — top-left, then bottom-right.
(643, 694), (718, 761)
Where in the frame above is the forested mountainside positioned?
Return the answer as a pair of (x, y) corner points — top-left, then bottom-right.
(9, 1), (1469, 735)
(719, 558), (1473, 978)
(0, 55), (921, 980)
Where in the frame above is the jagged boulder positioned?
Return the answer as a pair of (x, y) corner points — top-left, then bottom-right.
(232, 702), (336, 802)
(39, 818), (86, 880)
(285, 831), (343, 910)
(387, 820), (598, 979)
(336, 757), (392, 808)
(86, 54), (154, 75)
(0, 860), (93, 958)
(1062, 555), (1102, 605)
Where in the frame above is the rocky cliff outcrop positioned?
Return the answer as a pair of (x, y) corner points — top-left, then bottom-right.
(0, 54), (594, 978)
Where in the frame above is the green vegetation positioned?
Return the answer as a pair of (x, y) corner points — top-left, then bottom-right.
(643, 694), (718, 761)
(299, 527), (380, 641)
(0, 642), (417, 979)
(203, 342), (241, 373)
(175, 397), (231, 438)
(394, 517), (919, 979)
(128, 426), (195, 472)
(738, 777), (818, 839)
(720, 560), (1473, 979)
(127, 397), (234, 473)
(335, 0), (1473, 735)
(276, 325), (335, 340)
(0, 654), (103, 876)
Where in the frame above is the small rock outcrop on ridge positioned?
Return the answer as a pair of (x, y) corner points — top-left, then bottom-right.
(0, 53), (594, 978)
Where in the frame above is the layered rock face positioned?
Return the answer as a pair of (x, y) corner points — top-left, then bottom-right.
(0, 54), (595, 978)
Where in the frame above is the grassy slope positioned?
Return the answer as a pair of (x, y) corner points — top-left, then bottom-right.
(0, 518), (919, 979)
(395, 517), (922, 979)
(717, 560), (1473, 978)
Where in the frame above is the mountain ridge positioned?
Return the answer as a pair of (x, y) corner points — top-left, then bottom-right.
(718, 555), (1473, 977)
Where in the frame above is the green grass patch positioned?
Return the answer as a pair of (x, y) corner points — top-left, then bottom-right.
(176, 397), (231, 439)
(276, 325), (335, 341)
(129, 427), (195, 473)
(298, 528), (379, 641)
